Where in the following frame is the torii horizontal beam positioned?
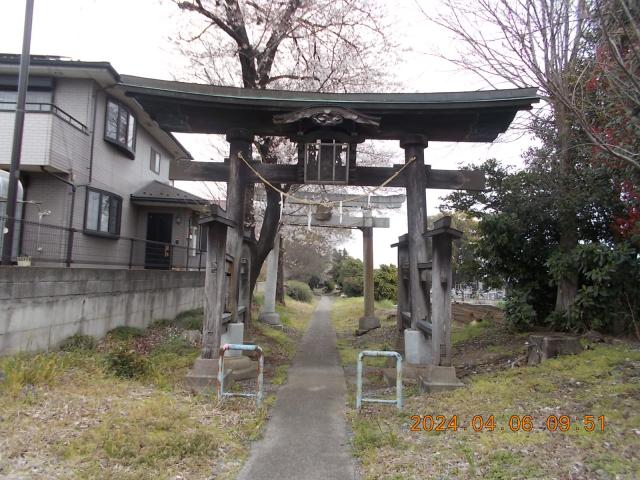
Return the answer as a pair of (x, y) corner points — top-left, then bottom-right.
(285, 192), (406, 209)
(283, 214), (389, 229)
(254, 190), (405, 209)
(170, 160), (484, 190)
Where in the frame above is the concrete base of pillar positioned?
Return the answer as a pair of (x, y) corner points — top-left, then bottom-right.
(418, 365), (464, 393)
(185, 356), (258, 393)
(220, 323), (244, 357)
(185, 357), (225, 393)
(259, 311), (281, 326)
(356, 315), (380, 335)
(383, 363), (464, 393)
(224, 355), (259, 381)
(404, 329), (432, 364)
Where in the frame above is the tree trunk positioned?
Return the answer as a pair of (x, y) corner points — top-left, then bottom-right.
(249, 185), (282, 296)
(555, 103), (579, 314)
(276, 234), (285, 305)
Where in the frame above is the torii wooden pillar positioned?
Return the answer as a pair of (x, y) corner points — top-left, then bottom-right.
(401, 135), (431, 332)
(225, 129), (252, 325)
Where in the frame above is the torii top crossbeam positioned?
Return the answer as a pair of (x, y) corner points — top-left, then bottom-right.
(119, 76), (537, 142)
(118, 77), (538, 189)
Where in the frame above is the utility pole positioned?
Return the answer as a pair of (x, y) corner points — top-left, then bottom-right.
(2, 0), (35, 265)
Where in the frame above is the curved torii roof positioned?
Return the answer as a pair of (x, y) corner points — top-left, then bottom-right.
(119, 75), (538, 142)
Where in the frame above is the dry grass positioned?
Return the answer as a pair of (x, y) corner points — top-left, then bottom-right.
(332, 298), (640, 478)
(353, 343), (640, 479)
(0, 297), (316, 479)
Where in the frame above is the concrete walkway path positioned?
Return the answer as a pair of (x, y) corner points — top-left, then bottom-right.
(237, 296), (356, 480)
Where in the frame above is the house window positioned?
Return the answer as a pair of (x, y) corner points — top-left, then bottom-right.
(150, 148), (161, 174)
(84, 188), (122, 237)
(104, 98), (136, 157)
(198, 224), (208, 252)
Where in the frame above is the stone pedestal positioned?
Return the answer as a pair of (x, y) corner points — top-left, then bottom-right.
(404, 329), (432, 364)
(185, 355), (258, 393)
(220, 322), (244, 357)
(259, 238), (281, 325)
(527, 333), (582, 365)
(418, 365), (464, 393)
(383, 363), (463, 393)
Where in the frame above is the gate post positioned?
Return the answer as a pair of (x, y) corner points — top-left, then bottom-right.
(226, 129), (253, 324)
(400, 135), (431, 332)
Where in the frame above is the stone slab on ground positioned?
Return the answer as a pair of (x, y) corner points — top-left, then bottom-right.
(185, 356), (258, 393)
(237, 296), (356, 480)
(418, 365), (465, 393)
(356, 315), (380, 336)
(527, 333), (583, 365)
(383, 364), (464, 393)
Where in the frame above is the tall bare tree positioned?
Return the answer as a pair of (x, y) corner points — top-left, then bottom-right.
(422, 0), (591, 313)
(172, 0), (395, 297)
(423, 0), (639, 314)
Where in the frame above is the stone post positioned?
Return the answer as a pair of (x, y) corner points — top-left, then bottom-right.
(357, 220), (380, 334)
(426, 216), (462, 367)
(259, 232), (281, 325)
(395, 235), (409, 332)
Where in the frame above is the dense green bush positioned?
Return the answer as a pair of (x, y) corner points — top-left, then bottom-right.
(324, 279), (336, 293)
(308, 275), (321, 289)
(342, 276), (364, 297)
(173, 308), (203, 330)
(58, 334), (97, 352)
(547, 241), (640, 334)
(286, 280), (314, 303)
(105, 347), (149, 378)
(374, 264), (397, 301)
(333, 256), (363, 288)
(504, 288), (538, 331)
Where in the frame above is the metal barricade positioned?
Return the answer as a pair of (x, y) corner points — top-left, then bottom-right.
(217, 343), (264, 407)
(356, 350), (403, 411)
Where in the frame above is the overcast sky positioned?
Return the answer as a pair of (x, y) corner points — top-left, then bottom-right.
(2, 0), (536, 265)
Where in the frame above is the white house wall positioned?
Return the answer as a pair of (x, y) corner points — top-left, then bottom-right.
(0, 111), (53, 168)
(13, 81), (193, 268)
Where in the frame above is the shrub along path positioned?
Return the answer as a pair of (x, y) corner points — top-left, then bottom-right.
(237, 295), (356, 480)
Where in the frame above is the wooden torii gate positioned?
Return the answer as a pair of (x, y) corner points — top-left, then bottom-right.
(118, 77), (538, 389)
(255, 191), (404, 333)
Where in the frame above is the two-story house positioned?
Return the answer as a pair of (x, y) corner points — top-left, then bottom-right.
(0, 54), (210, 269)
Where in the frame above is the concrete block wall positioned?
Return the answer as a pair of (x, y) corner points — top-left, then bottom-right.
(0, 267), (205, 355)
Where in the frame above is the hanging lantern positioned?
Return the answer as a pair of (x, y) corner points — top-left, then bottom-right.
(304, 139), (349, 184)
(274, 106), (381, 186)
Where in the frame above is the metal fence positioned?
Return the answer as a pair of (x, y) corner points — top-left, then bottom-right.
(0, 216), (206, 270)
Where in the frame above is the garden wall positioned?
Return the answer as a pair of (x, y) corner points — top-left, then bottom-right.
(0, 267), (204, 354)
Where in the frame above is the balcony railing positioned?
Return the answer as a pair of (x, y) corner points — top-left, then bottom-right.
(0, 216), (206, 271)
(0, 102), (88, 134)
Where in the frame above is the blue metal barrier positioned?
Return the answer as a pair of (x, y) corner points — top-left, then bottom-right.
(356, 350), (403, 411)
(217, 343), (264, 407)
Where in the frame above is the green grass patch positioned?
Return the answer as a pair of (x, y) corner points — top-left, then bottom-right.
(352, 344), (640, 479)
(351, 414), (403, 456)
(107, 325), (145, 341)
(271, 365), (289, 385)
(58, 334), (97, 352)
(60, 393), (242, 479)
(451, 318), (493, 345)
(0, 352), (62, 396)
(172, 308), (204, 330)
(331, 296), (396, 367)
